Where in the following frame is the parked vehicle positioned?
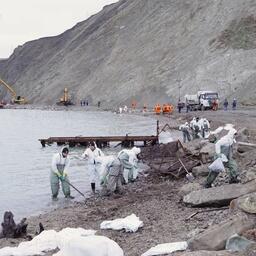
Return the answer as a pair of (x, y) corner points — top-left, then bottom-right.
(185, 90), (219, 111)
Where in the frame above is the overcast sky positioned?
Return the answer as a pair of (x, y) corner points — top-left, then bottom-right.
(0, 0), (118, 58)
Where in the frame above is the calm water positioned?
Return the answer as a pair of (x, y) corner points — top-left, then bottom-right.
(0, 109), (156, 220)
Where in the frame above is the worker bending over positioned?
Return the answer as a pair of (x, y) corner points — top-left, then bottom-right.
(118, 147), (141, 184)
(82, 143), (104, 193)
(100, 156), (123, 196)
(50, 147), (74, 200)
(205, 128), (239, 188)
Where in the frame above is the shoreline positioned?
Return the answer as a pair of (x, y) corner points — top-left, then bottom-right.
(1, 107), (256, 255)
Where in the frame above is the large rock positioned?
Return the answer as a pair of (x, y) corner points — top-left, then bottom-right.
(192, 165), (209, 177)
(183, 180), (256, 207)
(188, 215), (255, 251)
(178, 183), (202, 197)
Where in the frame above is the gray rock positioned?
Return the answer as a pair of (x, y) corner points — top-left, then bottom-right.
(192, 165), (209, 177)
(225, 234), (255, 252)
(188, 215), (256, 251)
(178, 182), (202, 198)
(183, 180), (256, 207)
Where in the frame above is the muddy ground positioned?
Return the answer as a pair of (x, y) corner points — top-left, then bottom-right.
(0, 107), (256, 255)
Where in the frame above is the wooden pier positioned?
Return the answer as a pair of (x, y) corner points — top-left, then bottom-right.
(39, 121), (160, 148)
(39, 135), (158, 148)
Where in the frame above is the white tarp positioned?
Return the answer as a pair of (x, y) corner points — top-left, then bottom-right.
(53, 235), (124, 256)
(0, 228), (123, 256)
(100, 213), (143, 232)
(141, 241), (188, 256)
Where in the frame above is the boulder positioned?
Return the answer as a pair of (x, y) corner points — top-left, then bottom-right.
(188, 215), (255, 251)
(183, 180), (256, 207)
(178, 183), (201, 198)
(192, 165), (209, 177)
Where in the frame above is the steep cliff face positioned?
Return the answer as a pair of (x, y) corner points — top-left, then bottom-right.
(0, 0), (256, 106)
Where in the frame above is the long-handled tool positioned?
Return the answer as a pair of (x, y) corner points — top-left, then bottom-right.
(178, 158), (195, 182)
(64, 180), (87, 201)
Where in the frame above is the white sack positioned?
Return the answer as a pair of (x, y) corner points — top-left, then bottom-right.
(100, 213), (143, 232)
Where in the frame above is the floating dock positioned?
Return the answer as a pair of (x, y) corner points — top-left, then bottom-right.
(39, 135), (158, 148)
(39, 121), (160, 148)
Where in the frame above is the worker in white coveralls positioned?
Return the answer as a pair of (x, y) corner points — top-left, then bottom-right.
(118, 147), (141, 184)
(50, 147), (74, 200)
(200, 118), (210, 138)
(82, 142), (104, 193)
(204, 128), (239, 188)
(99, 156), (123, 196)
(179, 122), (191, 143)
(190, 117), (202, 139)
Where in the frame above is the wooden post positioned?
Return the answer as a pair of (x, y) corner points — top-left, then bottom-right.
(156, 120), (159, 136)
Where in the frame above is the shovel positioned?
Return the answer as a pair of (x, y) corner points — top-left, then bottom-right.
(178, 158), (195, 182)
(64, 180), (87, 202)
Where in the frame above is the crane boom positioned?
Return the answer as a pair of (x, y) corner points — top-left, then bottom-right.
(0, 78), (28, 104)
(0, 78), (17, 98)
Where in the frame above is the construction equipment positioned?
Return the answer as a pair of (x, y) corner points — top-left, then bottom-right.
(162, 104), (174, 114)
(185, 90), (219, 111)
(154, 104), (161, 114)
(0, 78), (28, 104)
(57, 88), (74, 106)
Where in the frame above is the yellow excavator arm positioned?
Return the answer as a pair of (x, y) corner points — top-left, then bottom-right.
(0, 78), (28, 104)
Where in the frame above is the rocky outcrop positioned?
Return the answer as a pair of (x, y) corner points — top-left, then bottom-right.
(183, 180), (256, 207)
(188, 215), (255, 251)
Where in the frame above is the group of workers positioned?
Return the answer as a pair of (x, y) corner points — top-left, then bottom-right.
(179, 116), (210, 143)
(50, 144), (141, 200)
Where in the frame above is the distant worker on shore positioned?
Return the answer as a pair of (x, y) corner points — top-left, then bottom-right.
(177, 100), (183, 113)
(179, 122), (191, 143)
(212, 98), (218, 111)
(232, 98), (237, 110)
(82, 143), (104, 193)
(100, 156), (123, 196)
(204, 128), (239, 188)
(223, 98), (228, 111)
(118, 147), (141, 184)
(50, 147), (74, 200)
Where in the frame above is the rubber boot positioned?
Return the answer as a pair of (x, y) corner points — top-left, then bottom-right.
(91, 183), (96, 193)
(204, 172), (219, 188)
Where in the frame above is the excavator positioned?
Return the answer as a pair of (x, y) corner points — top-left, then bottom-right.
(57, 88), (74, 106)
(0, 78), (28, 104)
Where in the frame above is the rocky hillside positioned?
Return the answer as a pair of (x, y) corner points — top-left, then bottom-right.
(0, 0), (256, 106)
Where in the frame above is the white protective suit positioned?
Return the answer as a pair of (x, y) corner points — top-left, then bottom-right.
(200, 118), (210, 138)
(50, 147), (71, 198)
(215, 128), (237, 156)
(82, 147), (104, 183)
(51, 152), (70, 176)
(118, 147), (141, 183)
(179, 122), (191, 143)
(190, 118), (202, 139)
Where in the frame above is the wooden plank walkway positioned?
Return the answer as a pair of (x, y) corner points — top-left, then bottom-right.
(39, 135), (158, 148)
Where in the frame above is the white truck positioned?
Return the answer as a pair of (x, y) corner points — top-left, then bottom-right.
(185, 91), (219, 111)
